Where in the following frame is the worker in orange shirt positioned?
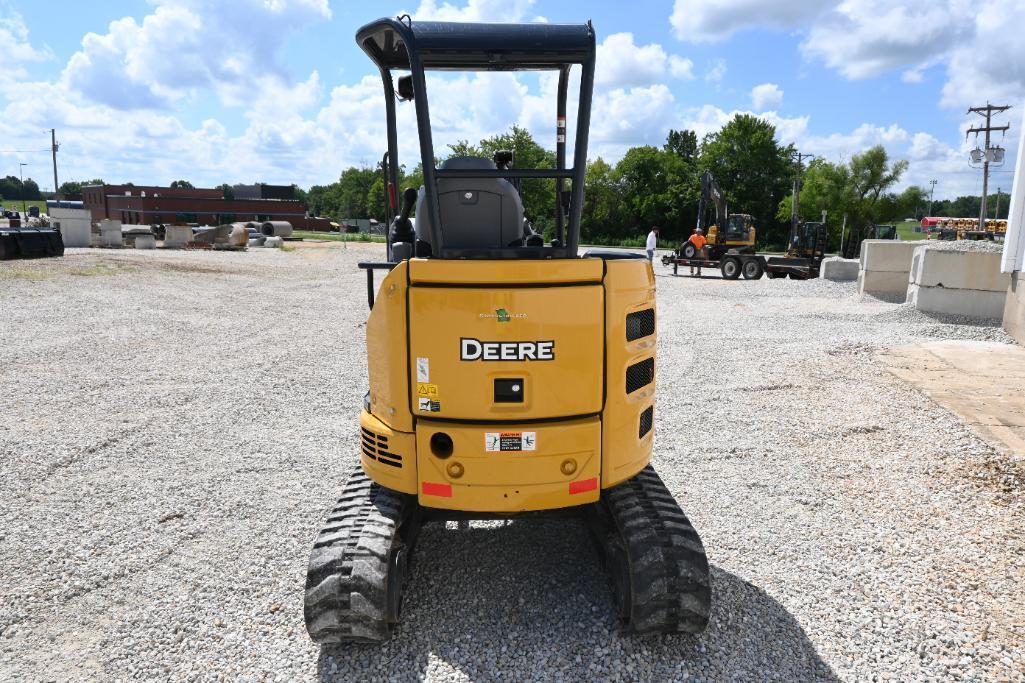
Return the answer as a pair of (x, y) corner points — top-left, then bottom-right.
(687, 227), (707, 277)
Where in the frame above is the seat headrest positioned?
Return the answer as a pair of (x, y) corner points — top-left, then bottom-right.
(439, 156), (497, 170)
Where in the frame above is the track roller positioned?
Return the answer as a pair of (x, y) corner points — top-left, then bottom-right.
(587, 465), (711, 635)
(304, 467), (421, 643)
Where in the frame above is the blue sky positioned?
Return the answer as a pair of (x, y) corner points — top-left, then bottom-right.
(1, 0), (1022, 200)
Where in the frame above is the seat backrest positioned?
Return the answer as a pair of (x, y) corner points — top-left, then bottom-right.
(414, 156), (524, 250)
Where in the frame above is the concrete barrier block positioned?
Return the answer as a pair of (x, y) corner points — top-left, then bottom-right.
(1003, 272), (1025, 345)
(858, 269), (911, 299)
(859, 240), (920, 272)
(164, 225), (192, 248)
(910, 249), (1009, 292)
(99, 219), (122, 248)
(908, 283), (1007, 320)
(821, 257), (859, 281)
(134, 234), (156, 250)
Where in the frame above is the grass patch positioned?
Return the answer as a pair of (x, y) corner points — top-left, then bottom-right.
(895, 220), (927, 241)
(279, 244), (297, 252)
(68, 265), (134, 277)
(0, 268), (50, 281)
(292, 230), (386, 243)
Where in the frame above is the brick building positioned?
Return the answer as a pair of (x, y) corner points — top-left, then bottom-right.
(82, 184), (311, 227)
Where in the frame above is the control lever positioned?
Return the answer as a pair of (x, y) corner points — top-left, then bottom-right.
(389, 187), (418, 246)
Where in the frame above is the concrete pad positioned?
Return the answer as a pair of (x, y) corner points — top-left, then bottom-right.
(879, 340), (1025, 456)
(859, 240), (921, 272)
(164, 225), (192, 248)
(1003, 271), (1025, 345)
(821, 256), (858, 281)
(910, 249), (1009, 292)
(907, 283), (1006, 320)
(858, 269), (911, 299)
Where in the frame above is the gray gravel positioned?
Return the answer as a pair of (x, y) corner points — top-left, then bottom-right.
(917, 239), (1006, 253)
(1, 246), (1022, 682)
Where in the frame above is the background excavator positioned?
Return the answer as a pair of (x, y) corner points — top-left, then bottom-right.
(303, 16), (712, 644)
(678, 170), (756, 261)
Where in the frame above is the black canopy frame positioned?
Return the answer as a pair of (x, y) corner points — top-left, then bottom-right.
(356, 17), (596, 259)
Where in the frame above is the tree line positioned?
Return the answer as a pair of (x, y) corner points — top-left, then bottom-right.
(295, 114), (947, 250)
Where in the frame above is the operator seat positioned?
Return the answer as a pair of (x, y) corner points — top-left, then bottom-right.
(414, 156), (525, 250)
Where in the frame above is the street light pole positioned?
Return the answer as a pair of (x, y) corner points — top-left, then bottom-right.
(18, 162), (28, 215)
(928, 179), (937, 217)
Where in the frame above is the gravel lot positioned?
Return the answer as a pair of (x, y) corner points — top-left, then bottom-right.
(1, 244), (1022, 682)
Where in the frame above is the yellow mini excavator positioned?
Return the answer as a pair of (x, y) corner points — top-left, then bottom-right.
(303, 16), (711, 643)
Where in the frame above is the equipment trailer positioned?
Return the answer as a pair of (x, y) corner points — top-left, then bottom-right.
(662, 251), (822, 280)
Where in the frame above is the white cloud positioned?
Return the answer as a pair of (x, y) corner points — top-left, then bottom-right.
(751, 83), (783, 111)
(61, 0), (331, 110)
(670, 0), (824, 41)
(669, 55), (695, 80)
(596, 33), (692, 88)
(704, 59), (727, 83)
(407, 0), (535, 22)
(0, 8), (51, 85)
(671, 0), (1025, 113)
(801, 0), (969, 80)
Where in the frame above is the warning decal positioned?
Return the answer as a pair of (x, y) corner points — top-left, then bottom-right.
(416, 382), (439, 398)
(418, 398), (441, 412)
(485, 432), (537, 452)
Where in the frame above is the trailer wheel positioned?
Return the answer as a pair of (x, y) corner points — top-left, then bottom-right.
(682, 242), (698, 259)
(741, 259), (764, 280)
(720, 258), (741, 280)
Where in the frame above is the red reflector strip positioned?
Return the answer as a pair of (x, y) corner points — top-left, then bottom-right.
(568, 477), (598, 494)
(422, 482), (452, 497)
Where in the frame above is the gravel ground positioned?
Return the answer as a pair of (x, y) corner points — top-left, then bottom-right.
(1, 245), (1022, 682)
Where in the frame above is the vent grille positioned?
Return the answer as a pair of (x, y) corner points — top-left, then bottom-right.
(361, 427), (401, 468)
(625, 357), (654, 394)
(639, 406), (653, 438)
(626, 308), (655, 341)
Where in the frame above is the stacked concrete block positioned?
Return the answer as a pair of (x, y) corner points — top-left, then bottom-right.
(164, 225), (193, 248)
(820, 256), (859, 281)
(99, 219), (123, 248)
(857, 240), (921, 300)
(908, 248), (1009, 319)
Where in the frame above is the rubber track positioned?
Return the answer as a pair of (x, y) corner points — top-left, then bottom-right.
(304, 467), (417, 643)
(598, 465), (712, 635)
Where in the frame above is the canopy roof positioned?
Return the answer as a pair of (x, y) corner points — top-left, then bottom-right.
(356, 17), (595, 71)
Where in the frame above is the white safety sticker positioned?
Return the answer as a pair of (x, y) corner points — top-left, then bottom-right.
(485, 432), (537, 452)
(417, 357), (430, 383)
(418, 397), (441, 412)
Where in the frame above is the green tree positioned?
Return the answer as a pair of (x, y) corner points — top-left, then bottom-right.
(580, 157), (619, 241)
(58, 179), (105, 196)
(698, 114), (795, 248)
(218, 183), (234, 200)
(777, 146), (908, 255)
(665, 129), (698, 160)
(170, 179), (194, 189)
(336, 166), (378, 218)
(611, 145), (695, 244)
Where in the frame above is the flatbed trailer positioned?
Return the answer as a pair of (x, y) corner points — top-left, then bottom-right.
(661, 251), (821, 280)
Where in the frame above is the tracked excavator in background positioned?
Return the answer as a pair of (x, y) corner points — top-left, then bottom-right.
(303, 17), (712, 644)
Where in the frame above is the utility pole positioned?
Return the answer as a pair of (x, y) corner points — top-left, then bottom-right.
(995, 186), (1002, 219)
(966, 103), (1011, 228)
(51, 129), (60, 201)
(928, 179), (937, 216)
(790, 151), (815, 237)
(18, 162), (28, 215)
